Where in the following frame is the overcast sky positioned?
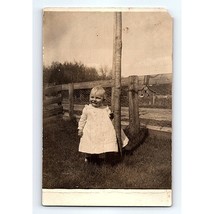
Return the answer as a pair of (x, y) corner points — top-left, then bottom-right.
(43, 9), (172, 77)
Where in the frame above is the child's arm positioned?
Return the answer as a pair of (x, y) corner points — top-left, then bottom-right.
(78, 106), (88, 136)
(78, 129), (83, 137)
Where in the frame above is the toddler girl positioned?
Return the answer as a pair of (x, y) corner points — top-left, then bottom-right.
(78, 86), (129, 165)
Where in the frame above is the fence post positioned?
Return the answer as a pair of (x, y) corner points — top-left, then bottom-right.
(152, 94), (156, 105)
(68, 83), (74, 120)
(128, 75), (140, 136)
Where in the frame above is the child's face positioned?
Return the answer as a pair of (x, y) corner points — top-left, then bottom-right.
(90, 92), (104, 108)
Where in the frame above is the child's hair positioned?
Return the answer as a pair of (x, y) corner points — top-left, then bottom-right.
(90, 86), (107, 100)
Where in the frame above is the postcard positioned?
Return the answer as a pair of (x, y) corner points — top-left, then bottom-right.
(42, 7), (172, 206)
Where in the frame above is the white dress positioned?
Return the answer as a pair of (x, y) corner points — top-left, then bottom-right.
(78, 104), (128, 154)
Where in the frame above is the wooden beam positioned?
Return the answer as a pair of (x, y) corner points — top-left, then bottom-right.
(111, 12), (117, 114)
(60, 73), (172, 91)
(114, 12), (123, 156)
(68, 83), (74, 120)
(128, 76), (140, 136)
(43, 95), (62, 106)
(44, 85), (62, 96)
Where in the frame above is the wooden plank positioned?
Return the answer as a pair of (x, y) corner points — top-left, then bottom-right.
(128, 76), (140, 136)
(43, 95), (62, 106)
(146, 124), (172, 133)
(60, 73), (172, 91)
(68, 83), (74, 119)
(43, 106), (63, 118)
(72, 78), (127, 89)
(121, 121), (172, 134)
(74, 79), (113, 89)
(62, 84), (69, 90)
(63, 82), (107, 90)
(44, 85), (62, 96)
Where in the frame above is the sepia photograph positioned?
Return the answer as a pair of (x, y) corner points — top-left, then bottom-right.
(42, 8), (172, 206)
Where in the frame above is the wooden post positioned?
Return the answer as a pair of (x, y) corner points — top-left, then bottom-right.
(68, 83), (74, 120)
(113, 12), (123, 156)
(152, 94), (156, 105)
(111, 13), (117, 114)
(128, 76), (140, 136)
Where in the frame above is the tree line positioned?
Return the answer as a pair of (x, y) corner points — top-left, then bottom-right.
(43, 61), (112, 85)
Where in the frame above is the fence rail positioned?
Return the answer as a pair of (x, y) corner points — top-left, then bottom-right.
(44, 95), (62, 106)
(60, 73), (172, 91)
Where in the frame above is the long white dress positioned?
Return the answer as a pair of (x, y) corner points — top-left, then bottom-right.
(78, 104), (128, 154)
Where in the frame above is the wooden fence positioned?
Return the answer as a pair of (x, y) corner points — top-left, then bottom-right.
(43, 85), (63, 124)
(43, 73), (172, 137)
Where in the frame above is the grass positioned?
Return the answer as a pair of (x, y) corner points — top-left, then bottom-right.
(43, 119), (171, 189)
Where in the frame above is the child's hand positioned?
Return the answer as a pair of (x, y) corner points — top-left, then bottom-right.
(78, 129), (83, 137)
(109, 113), (114, 120)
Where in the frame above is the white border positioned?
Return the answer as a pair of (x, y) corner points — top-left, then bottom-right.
(42, 189), (172, 206)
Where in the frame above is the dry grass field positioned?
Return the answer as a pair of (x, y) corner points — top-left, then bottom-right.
(42, 118), (171, 189)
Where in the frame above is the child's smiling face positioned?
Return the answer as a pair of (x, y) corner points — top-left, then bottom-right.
(90, 92), (104, 108)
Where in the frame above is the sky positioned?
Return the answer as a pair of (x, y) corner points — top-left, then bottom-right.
(43, 9), (172, 77)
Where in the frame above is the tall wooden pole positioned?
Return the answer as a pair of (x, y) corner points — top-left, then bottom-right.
(113, 12), (122, 156)
(111, 13), (116, 115)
